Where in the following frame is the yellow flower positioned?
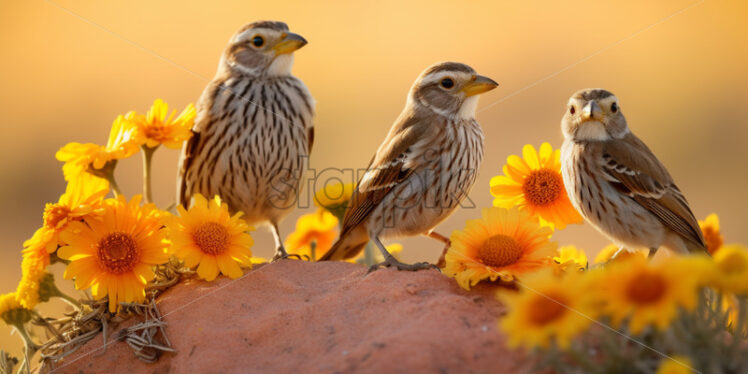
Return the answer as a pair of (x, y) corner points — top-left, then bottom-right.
(444, 207), (557, 290)
(15, 173), (106, 309)
(0, 293), (20, 315)
(593, 244), (648, 265)
(0, 292), (30, 326)
(656, 355), (694, 374)
(554, 245), (588, 272)
(500, 270), (594, 349)
(490, 143), (583, 229)
(708, 244), (748, 294)
(314, 182), (355, 220)
(166, 194), (254, 282)
(128, 99), (196, 149)
(56, 115), (143, 179)
(285, 210), (338, 261)
(58, 195), (169, 312)
(597, 257), (704, 333)
(23, 173), (109, 255)
(15, 254), (48, 309)
(698, 213), (723, 255)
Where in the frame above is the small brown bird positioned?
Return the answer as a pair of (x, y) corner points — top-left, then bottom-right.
(177, 21), (314, 260)
(560, 88), (706, 259)
(319, 62), (498, 270)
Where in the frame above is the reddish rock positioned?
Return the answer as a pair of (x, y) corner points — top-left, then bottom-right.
(56, 260), (533, 373)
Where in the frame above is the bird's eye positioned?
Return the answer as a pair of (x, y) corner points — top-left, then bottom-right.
(570, 106), (576, 115)
(611, 102), (618, 113)
(251, 36), (264, 48)
(440, 78), (454, 89)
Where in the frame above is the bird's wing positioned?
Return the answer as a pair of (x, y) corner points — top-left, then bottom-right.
(177, 80), (221, 208)
(177, 130), (201, 208)
(307, 125), (314, 155)
(338, 114), (427, 236)
(600, 133), (705, 248)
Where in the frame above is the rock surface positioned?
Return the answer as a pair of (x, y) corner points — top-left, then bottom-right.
(56, 260), (533, 373)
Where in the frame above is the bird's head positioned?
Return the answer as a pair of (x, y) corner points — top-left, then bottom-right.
(562, 88), (628, 142)
(408, 62), (498, 120)
(222, 21), (307, 77)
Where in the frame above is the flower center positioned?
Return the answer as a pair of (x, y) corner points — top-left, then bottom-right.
(626, 271), (666, 304)
(479, 234), (523, 268)
(718, 252), (747, 275)
(522, 168), (562, 207)
(527, 292), (568, 325)
(703, 227), (723, 255)
(144, 124), (168, 141)
(43, 204), (71, 229)
(193, 222), (230, 255)
(97, 232), (139, 274)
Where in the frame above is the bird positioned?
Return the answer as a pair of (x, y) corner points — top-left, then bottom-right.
(560, 88), (706, 259)
(318, 62), (498, 271)
(177, 21), (314, 261)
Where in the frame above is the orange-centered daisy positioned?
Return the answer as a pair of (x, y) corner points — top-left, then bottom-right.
(56, 115), (143, 180)
(444, 207), (557, 290)
(23, 173), (109, 255)
(490, 143), (583, 229)
(128, 99), (196, 149)
(166, 194), (254, 281)
(596, 257), (703, 333)
(500, 270), (594, 349)
(285, 210), (338, 261)
(58, 195), (169, 312)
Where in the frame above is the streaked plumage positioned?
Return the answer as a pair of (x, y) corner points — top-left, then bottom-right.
(319, 62), (498, 270)
(560, 88), (706, 258)
(177, 21), (314, 259)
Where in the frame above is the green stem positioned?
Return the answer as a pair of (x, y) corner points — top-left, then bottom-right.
(12, 325), (37, 374)
(41, 274), (82, 310)
(141, 146), (157, 204)
(13, 325), (37, 353)
(108, 175), (122, 197)
(55, 292), (81, 310)
(310, 241), (317, 262)
(90, 160), (122, 197)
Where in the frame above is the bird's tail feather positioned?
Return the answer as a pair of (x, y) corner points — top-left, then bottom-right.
(318, 226), (369, 261)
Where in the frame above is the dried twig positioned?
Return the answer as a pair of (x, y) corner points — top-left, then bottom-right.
(0, 350), (18, 374)
(36, 258), (194, 373)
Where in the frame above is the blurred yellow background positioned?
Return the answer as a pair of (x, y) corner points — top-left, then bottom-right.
(2, 0), (747, 355)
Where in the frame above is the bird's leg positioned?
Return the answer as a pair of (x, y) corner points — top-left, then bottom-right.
(648, 247), (659, 260)
(368, 236), (438, 273)
(270, 221), (301, 261)
(424, 230), (451, 268)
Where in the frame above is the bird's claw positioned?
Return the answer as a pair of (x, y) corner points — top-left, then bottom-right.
(271, 249), (304, 262)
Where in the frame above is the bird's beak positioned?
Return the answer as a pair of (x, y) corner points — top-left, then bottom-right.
(273, 32), (308, 55)
(582, 101), (602, 120)
(461, 75), (499, 97)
